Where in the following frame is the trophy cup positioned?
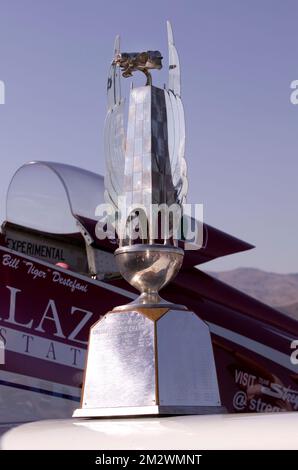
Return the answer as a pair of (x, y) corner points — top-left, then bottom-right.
(73, 22), (223, 417)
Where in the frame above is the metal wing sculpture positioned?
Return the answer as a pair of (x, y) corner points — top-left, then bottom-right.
(165, 20), (188, 206)
(104, 35), (125, 212)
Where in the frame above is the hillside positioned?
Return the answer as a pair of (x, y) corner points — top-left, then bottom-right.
(280, 302), (298, 319)
(207, 268), (298, 317)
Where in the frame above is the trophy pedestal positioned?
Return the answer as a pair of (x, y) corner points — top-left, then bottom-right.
(73, 405), (224, 418)
(73, 307), (223, 418)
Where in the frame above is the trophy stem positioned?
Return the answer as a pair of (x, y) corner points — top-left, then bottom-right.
(113, 291), (187, 312)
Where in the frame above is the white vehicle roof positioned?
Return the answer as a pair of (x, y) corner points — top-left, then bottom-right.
(1, 413), (298, 450)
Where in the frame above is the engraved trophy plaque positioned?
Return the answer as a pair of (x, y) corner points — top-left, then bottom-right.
(73, 22), (223, 417)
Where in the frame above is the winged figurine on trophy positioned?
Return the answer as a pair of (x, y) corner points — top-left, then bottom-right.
(104, 21), (188, 249)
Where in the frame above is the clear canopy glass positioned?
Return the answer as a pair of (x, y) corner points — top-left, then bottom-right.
(6, 161), (105, 234)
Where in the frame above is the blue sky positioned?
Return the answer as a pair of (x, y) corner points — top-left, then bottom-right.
(0, 0), (297, 273)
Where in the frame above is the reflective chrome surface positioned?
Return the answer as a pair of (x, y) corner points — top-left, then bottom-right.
(114, 244), (185, 309)
(104, 22), (188, 245)
(157, 311), (221, 406)
(81, 312), (156, 410)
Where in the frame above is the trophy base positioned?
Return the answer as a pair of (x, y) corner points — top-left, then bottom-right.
(74, 307), (222, 419)
(73, 405), (226, 418)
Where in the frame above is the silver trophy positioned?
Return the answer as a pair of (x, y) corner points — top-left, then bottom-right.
(74, 22), (222, 417)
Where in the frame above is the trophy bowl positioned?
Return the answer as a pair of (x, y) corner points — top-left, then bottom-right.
(114, 244), (186, 309)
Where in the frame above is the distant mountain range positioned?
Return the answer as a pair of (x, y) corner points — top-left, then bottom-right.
(206, 268), (298, 319)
